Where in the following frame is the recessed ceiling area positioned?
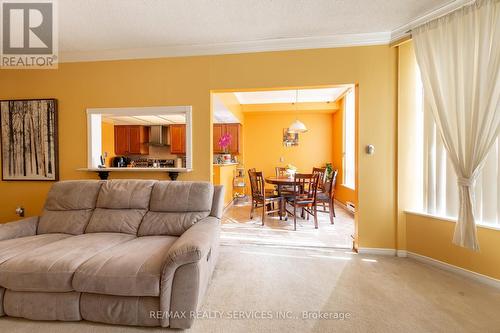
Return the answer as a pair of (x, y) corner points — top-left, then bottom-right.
(213, 96), (241, 124)
(59, 0), (458, 61)
(234, 87), (350, 105)
(102, 114), (186, 126)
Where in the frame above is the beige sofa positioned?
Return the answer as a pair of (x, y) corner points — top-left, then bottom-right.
(0, 179), (224, 329)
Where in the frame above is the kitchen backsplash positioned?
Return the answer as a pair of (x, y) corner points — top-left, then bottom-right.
(128, 145), (178, 161)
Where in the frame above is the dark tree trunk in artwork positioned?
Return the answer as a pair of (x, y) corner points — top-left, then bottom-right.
(8, 101), (14, 175)
(47, 102), (52, 175)
(22, 112), (26, 176)
(30, 113), (39, 175)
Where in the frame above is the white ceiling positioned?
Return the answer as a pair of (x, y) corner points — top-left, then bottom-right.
(102, 114), (186, 125)
(234, 87), (350, 104)
(58, 0), (463, 62)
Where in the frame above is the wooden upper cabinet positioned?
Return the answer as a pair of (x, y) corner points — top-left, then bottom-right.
(128, 126), (149, 155)
(114, 126), (129, 155)
(114, 125), (149, 155)
(213, 124), (224, 154)
(213, 123), (241, 154)
(225, 123), (241, 154)
(170, 124), (186, 154)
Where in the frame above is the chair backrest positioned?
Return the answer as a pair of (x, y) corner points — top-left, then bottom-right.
(275, 167), (287, 177)
(324, 169), (339, 199)
(293, 173), (319, 203)
(248, 169), (265, 198)
(312, 167), (326, 190)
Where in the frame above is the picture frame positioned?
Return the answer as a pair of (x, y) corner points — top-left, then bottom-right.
(283, 128), (299, 147)
(0, 99), (59, 181)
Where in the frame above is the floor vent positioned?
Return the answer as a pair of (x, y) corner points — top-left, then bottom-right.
(346, 201), (356, 214)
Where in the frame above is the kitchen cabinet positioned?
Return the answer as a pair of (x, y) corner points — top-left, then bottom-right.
(114, 125), (149, 155)
(170, 124), (186, 154)
(213, 123), (241, 154)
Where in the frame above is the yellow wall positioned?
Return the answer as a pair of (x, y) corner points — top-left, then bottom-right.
(243, 111), (334, 182)
(213, 164), (237, 206)
(332, 97), (357, 205)
(406, 213), (500, 280)
(0, 45), (397, 251)
(101, 122), (115, 167)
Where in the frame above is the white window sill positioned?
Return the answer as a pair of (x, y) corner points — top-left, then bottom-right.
(404, 210), (500, 231)
(341, 183), (356, 191)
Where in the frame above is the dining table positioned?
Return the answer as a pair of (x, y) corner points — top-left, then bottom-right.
(265, 175), (312, 219)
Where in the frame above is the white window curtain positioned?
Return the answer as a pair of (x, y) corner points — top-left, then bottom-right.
(413, 0), (500, 251)
(343, 89), (355, 189)
(424, 107), (500, 226)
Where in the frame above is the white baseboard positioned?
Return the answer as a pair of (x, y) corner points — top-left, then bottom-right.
(396, 250), (408, 257)
(357, 248), (396, 256)
(357, 248), (499, 289)
(407, 252), (500, 289)
(357, 248), (407, 257)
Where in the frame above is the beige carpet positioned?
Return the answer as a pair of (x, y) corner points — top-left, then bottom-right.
(1, 244), (499, 333)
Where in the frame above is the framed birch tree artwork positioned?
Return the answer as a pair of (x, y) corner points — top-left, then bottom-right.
(0, 99), (58, 181)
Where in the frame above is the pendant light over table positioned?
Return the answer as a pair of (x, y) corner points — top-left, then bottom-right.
(288, 90), (308, 133)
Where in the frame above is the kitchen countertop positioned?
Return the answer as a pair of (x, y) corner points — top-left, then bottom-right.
(213, 163), (239, 166)
(78, 167), (192, 172)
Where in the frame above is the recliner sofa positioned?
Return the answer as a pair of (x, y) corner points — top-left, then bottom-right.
(0, 179), (224, 329)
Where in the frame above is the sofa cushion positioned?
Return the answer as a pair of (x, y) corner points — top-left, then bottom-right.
(138, 182), (213, 236)
(95, 179), (155, 209)
(0, 233), (134, 292)
(85, 208), (146, 235)
(85, 180), (155, 234)
(38, 180), (103, 235)
(73, 236), (177, 297)
(0, 234), (71, 265)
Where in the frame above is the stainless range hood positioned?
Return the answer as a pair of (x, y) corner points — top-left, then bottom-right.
(149, 125), (170, 146)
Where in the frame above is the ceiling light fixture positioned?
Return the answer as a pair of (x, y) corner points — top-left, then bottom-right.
(288, 90), (308, 133)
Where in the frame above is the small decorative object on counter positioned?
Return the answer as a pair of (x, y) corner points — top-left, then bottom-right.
(218, 133), (232, 164)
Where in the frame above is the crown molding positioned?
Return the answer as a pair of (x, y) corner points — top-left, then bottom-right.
(390, 0), (474, 42)
(59, 32), (391, 63)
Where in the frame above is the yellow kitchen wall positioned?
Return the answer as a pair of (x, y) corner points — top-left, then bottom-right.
(0, 45), (397, 251)
(243, 111), (334, 182)
(332, 97), (357, 206)
(399, 41), (500, 279)
(101, 122), (115, 167)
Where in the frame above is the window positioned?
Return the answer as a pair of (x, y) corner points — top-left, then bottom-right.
(343, 89), (355, 189)
(416, 72), (500, 227)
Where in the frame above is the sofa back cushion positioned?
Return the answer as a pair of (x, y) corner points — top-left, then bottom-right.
(85, 180), (155, 234)
(138, 181), (214, 236)
(38, 180), (103, 235)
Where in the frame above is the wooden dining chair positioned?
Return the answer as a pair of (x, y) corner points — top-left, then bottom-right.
(312, 167), (327, 192)
(275, 166), (295, 195)
(248, 170), (283, 225)
(275, 167), (287, 177)
(316, 169), (338, 224)
(285, 173), (320, 230)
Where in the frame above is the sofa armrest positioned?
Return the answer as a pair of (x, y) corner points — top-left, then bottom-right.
(162, 216), (219, 276)
(160, 216), (220, 328)
(0, 216), (39, 241)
